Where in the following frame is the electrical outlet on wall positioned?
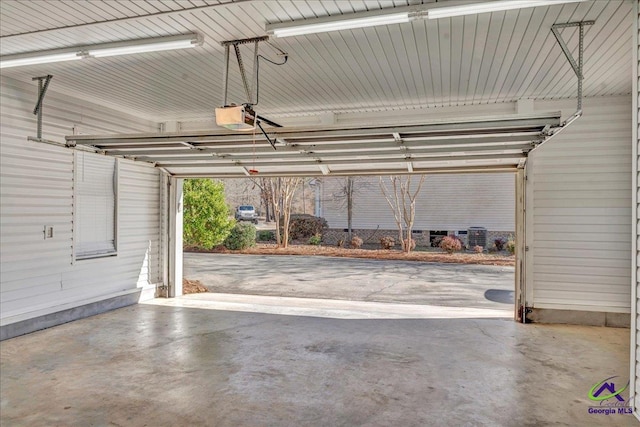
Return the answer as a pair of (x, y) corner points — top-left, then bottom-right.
(43, 225), (53, 239)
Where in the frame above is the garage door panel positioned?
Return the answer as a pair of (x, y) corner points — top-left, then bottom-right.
(534, 272), (630, 286)
(534, 255), (630, 269)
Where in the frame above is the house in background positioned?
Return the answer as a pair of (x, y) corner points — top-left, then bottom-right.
(318, 174), (515, 248)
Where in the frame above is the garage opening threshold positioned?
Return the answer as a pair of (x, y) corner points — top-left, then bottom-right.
(143, 293), (511, 320)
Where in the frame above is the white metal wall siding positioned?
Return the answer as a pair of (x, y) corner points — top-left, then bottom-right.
(632, 0), (639, 418)
(0, 76), (161, 324)
(529, 96), (632, 313)
(321, 173), (515, 231)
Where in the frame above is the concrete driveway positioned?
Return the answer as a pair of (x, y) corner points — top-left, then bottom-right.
(184, 253), (514, 312)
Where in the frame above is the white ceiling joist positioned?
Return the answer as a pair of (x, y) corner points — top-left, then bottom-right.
(65, 112), (564, 178)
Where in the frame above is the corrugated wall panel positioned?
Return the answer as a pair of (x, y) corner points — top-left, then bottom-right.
(632, 0), (639, 419)
(529, 96), (632, 313)
(321, 173), (515, 232)
(0, 76), (162, 325)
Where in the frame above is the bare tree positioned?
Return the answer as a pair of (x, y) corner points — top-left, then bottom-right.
(250, 177), (274, 222)
(379, 175), (426, 253)
(329, 177), (370, 240)
(346, 177), (354, 239)
(263, 177), (301, 247)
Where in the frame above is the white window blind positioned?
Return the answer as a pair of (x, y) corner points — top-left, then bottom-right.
(75, 152), (117, 259)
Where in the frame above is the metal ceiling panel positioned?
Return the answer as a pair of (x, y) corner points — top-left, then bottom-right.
(64, 112), (562, 177)
(0, 1), (631, 122)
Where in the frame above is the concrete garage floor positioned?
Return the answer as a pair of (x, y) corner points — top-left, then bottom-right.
(0, 303), (634, 426)
(184, 253), (515, 311)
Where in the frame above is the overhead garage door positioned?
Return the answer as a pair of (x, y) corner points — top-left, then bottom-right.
(65, 112), (564, 178)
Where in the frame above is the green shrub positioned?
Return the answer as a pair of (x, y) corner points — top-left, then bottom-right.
(183, 179), (235, 249)
(224, 222), (256, 250)
(308, 234), (322, 246)
(286, 214), (328, 240)
(505, 237), (516, 255)
(494, 238), (505, 251)
(350, 235), (363, 249)
(257, 230), (274, 242)
(440, 235), (462, 253)
(380, 236), (395, 250)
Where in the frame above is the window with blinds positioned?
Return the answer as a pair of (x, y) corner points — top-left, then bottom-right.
(75, 152), (117, 259)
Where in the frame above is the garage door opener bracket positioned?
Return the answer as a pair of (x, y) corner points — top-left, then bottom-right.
(551, 20), (593, 113)
(532, 20), (593, 152)
(219, 36), (287, 150)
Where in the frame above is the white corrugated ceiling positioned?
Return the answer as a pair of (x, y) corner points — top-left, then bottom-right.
(0, 0), (632, 122)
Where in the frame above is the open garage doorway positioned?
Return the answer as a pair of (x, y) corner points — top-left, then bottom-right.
(67, 112), (554, 321)
(181, 171), (520, 321)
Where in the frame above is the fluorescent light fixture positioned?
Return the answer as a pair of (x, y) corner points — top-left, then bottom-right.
(266, 1), (587, 37)
(87, 35), (201, 58)
(0, 52), (81, 69)
(427, 0), (588, 19)
(266, 10), (411, 38)
(270, 13), (409, 37)
(0, 34), (202, 69)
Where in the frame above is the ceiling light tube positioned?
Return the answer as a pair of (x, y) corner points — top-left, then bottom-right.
(0, 33), (202, 68)
(427, 0), (588, 19)
(265, 0), (588, 38)
(87, 35), (201, 58)
(266, 9), (411, 38)
(0, 51), (81, 69)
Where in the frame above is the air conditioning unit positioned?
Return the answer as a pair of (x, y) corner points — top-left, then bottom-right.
(468, 227), (487, 248)
(215, 105), (256, 131)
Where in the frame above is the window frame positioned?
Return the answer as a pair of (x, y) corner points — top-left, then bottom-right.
(73, 151), (119, 262)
